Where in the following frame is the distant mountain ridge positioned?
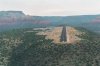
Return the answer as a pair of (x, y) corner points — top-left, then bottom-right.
(0, 11), (51, 31)
(0, 11), (100, 32)
(0, 11), (25, 17)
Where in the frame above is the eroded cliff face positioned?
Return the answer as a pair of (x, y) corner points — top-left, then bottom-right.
(0, 11), (50, 25)
(0, 11), (50, 32)
(0, 11), (30, 23)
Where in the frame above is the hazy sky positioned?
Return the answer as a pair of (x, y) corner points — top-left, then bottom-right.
(0, 0), (100, 16)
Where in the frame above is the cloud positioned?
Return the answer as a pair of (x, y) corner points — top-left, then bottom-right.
(0, 0), (100, 16)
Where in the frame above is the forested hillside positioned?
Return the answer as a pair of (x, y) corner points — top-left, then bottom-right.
(0, 28), (100, 66)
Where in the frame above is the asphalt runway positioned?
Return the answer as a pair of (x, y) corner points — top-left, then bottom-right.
(60, 26), (67, 42)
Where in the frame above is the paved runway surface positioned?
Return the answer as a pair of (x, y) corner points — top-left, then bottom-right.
(60, 26), (67, 42)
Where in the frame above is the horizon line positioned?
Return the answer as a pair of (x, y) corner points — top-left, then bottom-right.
(0, 10), (100, 17)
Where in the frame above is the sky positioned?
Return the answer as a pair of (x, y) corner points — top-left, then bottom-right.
(0, 0), (100, 16)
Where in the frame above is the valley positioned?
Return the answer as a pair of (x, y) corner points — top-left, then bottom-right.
(0, 11), (100, 33)
(0, 11), (100, 66)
